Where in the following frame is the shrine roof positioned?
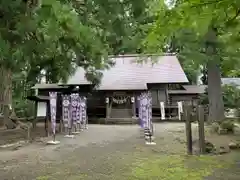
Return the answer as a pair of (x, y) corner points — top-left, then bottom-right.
(168, 85), (207, 94)
(67, 54), (189, 90)
(31, 84), (93, 92)
(31, 84), (66, 89)
(26, 95), (49, 102)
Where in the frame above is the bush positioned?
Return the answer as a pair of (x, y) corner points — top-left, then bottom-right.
(219, 120), (235, 133)
(200, 85), (240, 114)
(222, 85), (240, 110)
(14, 99), (35, 118)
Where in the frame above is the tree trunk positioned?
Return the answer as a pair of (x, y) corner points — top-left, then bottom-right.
(0, 66), (16, 129)
(0, 66), (4, 126)
(207, 59), (225, 122)
(205, 26), (225, 122)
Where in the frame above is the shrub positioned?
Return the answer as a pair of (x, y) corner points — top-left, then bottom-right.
(219, 120), (235, 133)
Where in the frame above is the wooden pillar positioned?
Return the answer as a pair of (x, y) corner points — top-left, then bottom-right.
(109, 100), (112, 118)
(131, 96), (136, 124)
(198, 105), (206, 154)
(183, 104), (193, 155)
(105, 97), (109, 124)
(46, 101), (51, 137)
(165, 85), (169, 103)
(33, 89), (39, 130)
(157, 90), (162, 119)
(59, 95), (63, 133)
(131, 96), (136, 117)
(44, 116), (48, 136)
(32, 101), (38, 129)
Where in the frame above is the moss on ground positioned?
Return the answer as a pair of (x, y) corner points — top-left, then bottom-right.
(33, 125), (239, 180)
(35, 146), (238, 180)
(36, 176), (52, 180)
(126, 154), (233, 180)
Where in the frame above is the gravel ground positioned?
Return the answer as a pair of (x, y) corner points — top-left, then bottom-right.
(0, 124), (144, 180)
(0, 123), (239, 180)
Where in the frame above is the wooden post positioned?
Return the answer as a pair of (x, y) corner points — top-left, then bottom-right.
(109, 100), (112, 119)
(45, 116), (48, 136)
(132, 98), (136, 117)
(60, 119), (63, 133)
(184, 104), (193, 155)
(32, 101), (38, 129)
(132, 96), (136, 124)
(48, 118), (51, 137)
(157, 90), (162, 120)
(198, 105), (206, 154)
(27, 125), (31, 142)
(47, 102), (51, 137)
(59, 96), (63, 133)
(33, 89), (39, 130)
(105, 97), (109, 124)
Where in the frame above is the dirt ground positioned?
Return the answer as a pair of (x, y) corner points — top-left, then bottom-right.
(0, 123), (239, 180)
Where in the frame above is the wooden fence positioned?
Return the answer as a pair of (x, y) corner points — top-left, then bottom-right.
(183, 104), (206, 155)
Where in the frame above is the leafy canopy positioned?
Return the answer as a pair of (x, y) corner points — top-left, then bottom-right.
(143, 0), (240, 67)
(1, 0), (156, 117)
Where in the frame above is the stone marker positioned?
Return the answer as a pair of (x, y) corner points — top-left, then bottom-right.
(229, 142), (239, 150)
(233, 123), (240, 135)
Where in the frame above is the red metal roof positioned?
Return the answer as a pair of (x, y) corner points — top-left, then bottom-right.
(67, 55), (189, 90)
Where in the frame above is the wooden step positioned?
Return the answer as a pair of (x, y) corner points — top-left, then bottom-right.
(110, 108), (132, 118)
(105, 117), (138, 124)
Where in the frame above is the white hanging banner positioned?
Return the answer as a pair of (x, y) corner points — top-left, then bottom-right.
(177, 101), (183, 120)
(160, 102), (165, 120)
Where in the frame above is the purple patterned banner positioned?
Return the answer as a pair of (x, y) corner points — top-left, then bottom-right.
(76, 95), (81, 124)
(49, 92), (57, 135)
(138, 92), (147, 128)
(80, 97), (87, 129)
(70, 93), (79, 127)
(138, 92), (152, 132)
(147, 91), (153, 134)
(62, 95), (71, 128)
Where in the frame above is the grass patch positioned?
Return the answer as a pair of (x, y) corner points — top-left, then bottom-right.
(36, 176), (52, 180)
(128, 154), (230, 180)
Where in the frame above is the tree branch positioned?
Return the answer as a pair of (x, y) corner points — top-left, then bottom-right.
(225, 8), (240, 27)
(190, 0), (228, 8)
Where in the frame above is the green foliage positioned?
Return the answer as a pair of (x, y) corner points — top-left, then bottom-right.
(144, 0), (240, 68)
(199, 93), (209, 105)
(143, 0), (240, 121)
(179, 58), (199, 84)
(200, 85), (240, 111)
(0, 0), (115, 83)
(0, 0), (156, 117)
(74, 0), (156, 55)
(222, 85), (240, 110)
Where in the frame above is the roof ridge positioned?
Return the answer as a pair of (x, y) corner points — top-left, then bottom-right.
(108, 53), (176, 58)
(65, 55), (188, 89)
(222, 77), (240, 79)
